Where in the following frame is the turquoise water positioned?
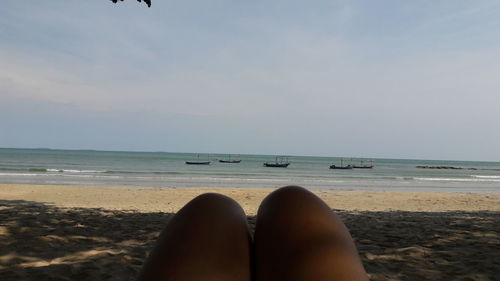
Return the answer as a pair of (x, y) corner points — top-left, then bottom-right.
(1, 148), (500, 193)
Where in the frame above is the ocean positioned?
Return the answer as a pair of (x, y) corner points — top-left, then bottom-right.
(1, 148), (499, 193)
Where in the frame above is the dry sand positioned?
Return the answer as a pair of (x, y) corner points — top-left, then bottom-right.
(1, 183), (499, 281)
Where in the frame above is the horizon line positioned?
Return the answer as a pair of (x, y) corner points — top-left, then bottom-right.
(0, 146), (499, 163)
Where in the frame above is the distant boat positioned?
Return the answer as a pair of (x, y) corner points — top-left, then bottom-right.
(185, 161), (211, 165)
(219, 154), (241, 163)
(329, 165), (353, 169)
(264, 162), (290, 168)
(353, 159), (374, 169)
(219, 160), (242, 163)
(264, 156), (290, 168)
(186, 154), (211, 165)
(330, 158), (353, 170)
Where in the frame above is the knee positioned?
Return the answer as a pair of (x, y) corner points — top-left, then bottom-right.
(258, 186), (316, 213)
(274, 185), (310, 196)
(192, 192), (234, 204)
(186, 193), (245, 216)
(264, 185), (313, 204)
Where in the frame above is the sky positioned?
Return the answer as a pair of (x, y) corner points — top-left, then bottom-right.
(1, 0), (500, 161)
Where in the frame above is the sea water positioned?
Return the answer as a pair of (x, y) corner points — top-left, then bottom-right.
(1, 148), (499, 193)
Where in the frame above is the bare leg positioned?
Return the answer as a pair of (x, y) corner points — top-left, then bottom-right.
(254, 186), (368, 281)
(137, 193), (252, 281)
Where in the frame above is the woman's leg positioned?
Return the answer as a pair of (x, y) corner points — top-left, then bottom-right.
(254, 186), (368, 281)
(137, 193), (252, 281)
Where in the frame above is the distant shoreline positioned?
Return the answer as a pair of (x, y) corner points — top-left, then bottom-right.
(1, 147), (499, 163)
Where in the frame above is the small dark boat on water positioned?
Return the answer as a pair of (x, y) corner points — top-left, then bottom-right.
(264, 162), (290, 168)
(353, 159), (374, 169)
(264, 156), (290, 168)
(185, 161), (211, 165)
(219, 160), (242, 163)
(330, 158), (353, 170)
(219, 154), (241, 163)
(186, 154), (211, 165)
(329, 164), (353, 169)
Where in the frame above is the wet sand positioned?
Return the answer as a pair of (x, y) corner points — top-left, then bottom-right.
(1, 183), (499, 280)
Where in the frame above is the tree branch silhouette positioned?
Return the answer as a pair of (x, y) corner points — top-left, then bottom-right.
(110, 0), (151, 8)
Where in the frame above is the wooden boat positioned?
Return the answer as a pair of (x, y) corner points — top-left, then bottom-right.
(186, 154), (211, 165)
(330, 158), (353, 169)
(264, 156), (290, 168)
(264, 162), (290, 168)
(353, 159), (374, 169)
(219, 154), (241, 163)
(185, 161), (211, 165)
(329, 164), (353, 169)
(219, 160), (242, 163)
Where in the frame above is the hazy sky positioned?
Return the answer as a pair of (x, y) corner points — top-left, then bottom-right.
(1, 0), (500, 161)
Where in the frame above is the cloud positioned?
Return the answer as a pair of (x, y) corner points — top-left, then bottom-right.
(1, 0), (500, 160)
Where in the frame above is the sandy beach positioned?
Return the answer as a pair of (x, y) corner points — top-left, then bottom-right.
(1, 183), (499, 280)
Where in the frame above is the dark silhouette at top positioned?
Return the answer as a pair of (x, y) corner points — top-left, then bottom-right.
(110, 0), (151, 7)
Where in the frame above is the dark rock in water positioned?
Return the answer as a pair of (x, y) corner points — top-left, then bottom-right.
(416, 166), (465, 170)
(416, 166), (499, 171)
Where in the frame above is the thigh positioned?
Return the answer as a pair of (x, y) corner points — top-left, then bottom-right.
(137, 193), (252, 281)
(254, 186), (368, 281)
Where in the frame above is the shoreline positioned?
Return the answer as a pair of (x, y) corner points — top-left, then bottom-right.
(1, 183), (499, 214)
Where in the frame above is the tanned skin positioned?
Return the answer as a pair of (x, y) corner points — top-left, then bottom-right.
(137, 186), (369, 281)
